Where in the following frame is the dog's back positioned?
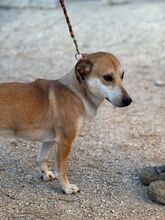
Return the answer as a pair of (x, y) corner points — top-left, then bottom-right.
(0, 79), (85, 141)
(0, 81), (51, 139)
(0, 81), (49, 126)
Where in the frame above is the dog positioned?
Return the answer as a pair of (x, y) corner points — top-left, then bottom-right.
(0, 52), (132, 194)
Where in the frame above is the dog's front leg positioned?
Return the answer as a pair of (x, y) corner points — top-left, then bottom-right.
(37, 142), (56, 181)
(56, 137), (80, 194)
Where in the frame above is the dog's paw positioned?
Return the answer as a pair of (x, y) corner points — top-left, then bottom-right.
(63, 184), (80, 195)
(41, 171), (56, 181)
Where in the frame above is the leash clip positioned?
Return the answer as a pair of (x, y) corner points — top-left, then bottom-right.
(75, 53), (84, 61)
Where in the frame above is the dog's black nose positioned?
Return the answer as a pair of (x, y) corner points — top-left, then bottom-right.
(122, 96), (132, 106)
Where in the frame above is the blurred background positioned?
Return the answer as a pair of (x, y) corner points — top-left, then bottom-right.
(0, 0), (165, 219)
(0, 0), (165, 82)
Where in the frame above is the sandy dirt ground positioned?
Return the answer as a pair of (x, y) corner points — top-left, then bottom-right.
(0, 1), (165, 219)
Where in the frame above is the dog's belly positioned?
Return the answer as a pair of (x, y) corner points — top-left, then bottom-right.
(0, 128), (55, 142)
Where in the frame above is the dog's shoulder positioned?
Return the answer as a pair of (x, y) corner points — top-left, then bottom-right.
(52, 81), (84, 106)
(33, 79), (53, 92)
(33, 78), (78, 100)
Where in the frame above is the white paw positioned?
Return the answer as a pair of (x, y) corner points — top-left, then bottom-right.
(63, 184), (80, 194)
(41, 171), (56, 181)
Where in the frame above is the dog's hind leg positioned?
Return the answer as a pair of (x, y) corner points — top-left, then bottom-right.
(37, 142), (56, 181)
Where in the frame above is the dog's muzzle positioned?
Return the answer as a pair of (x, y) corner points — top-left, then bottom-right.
(106, 95), (132, 107)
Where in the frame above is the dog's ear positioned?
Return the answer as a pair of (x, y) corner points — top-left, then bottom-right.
(75, 59), (93, 83)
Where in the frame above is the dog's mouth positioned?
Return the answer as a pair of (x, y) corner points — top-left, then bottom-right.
(106, 97), (111, 103)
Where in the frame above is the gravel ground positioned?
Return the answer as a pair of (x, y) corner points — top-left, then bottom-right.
(0, 1), (165, 219)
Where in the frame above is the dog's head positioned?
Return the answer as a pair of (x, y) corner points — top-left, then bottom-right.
(75, 52), (132, 107)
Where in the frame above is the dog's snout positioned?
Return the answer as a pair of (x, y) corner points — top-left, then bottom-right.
(122, 96), (132, 107)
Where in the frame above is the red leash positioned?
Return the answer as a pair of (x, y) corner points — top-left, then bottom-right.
(59, 0), (83, 60)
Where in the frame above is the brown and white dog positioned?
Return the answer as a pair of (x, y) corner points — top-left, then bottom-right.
(0, 52), (132, 194)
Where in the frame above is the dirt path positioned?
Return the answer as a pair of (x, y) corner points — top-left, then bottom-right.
(0, 1), (165, 219)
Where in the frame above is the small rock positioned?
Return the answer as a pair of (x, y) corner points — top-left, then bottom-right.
(154, 80), (165, 87)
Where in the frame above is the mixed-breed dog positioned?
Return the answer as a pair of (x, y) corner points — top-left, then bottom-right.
(0, 52), (164, 204)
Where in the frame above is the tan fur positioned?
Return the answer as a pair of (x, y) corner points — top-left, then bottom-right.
(0, 52), (131, 194)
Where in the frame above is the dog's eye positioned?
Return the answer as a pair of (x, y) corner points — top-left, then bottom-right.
(121, 70), (125, 80)
(103, 74), (113, 82)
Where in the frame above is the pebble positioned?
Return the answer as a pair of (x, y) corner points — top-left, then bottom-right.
(154, 80), (165, 87)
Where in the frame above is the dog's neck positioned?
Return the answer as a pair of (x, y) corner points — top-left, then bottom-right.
(59, 69), (104, 119)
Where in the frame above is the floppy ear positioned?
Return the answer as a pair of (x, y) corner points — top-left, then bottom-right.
(75, 59), (93, 83)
